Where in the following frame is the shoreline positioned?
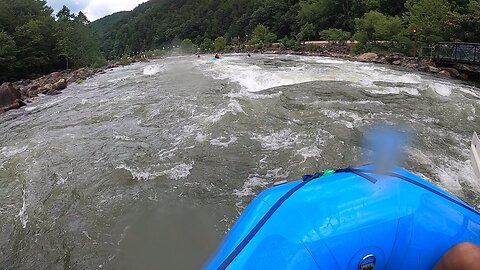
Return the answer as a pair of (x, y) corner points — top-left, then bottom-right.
(1, 48), (479, 114)
(0, 56), (147, 114)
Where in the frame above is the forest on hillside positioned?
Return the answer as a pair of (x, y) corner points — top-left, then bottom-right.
(0, 0), (104, 82)
(92, 0), (480, 59)
(1, 0), (480, 82)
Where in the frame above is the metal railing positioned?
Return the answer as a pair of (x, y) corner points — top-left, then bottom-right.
(433, 42), (480, 65)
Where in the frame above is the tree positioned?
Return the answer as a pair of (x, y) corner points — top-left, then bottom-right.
(405, 0), (452, 44)
(75, 11), (90, 25)
(14, 16), (58, 76)
(319, 28), (352, 43)
(200, 37), (213, 52)
(214, 36), (226, 51)
(0, 31), (17, 81)
(298, 23), (316, 41)
(56, 5), (74, 22)
(56, 9), (104, 69)
(354, 11), (403, 43)
(447, 0), (480, 42)
(180, 38), (196, 53)
(250, 24), (277, 46)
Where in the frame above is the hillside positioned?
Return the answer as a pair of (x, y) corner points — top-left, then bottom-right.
(91, 0), (479, 59)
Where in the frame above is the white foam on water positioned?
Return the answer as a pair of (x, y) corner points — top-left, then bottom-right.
(198, 54), (469, 98)
(205, 99), (246, 123)
(24, 105), (38, 112)
(116, 162), (193, 181)
(252, 129), (302, 150)
(296, 146), (322, 162)
(321, 100), (385, 106)
(113, 134), (135, 141)
(17, 189), (28, 229)
(457, 85), (480, 99)
(313, 58), (348, 65)
(210, 136), (238, 147)
(143, 64), (165, 75)
(427, 82), (453, 97)
(320, 109), (365, 129)
(233, 176), (268, 197)
(227, 90), (283, 100)
(161, 162), (193, 180)
(115, 164), (158, 181)
(265, 168), (289, 179)
(1, 146), (28, 158)
(202, 58), (321, 92)
(467, 106), (475, 121)
(365, 86), (420, 96)
(158, 147), (178, 161)
(107, 74), (132, 83)
(195, 133), (208, 143)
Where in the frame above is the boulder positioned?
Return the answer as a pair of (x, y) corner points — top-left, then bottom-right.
(46, 89), (61, 96)
(357, 52), (378, 62)
(392, 60), (402, 65)
(53, 79), (67, 90)
(41, 84), (53, 94)
(386, 53), (404, 63)
(374, 56), (388, 64)
(460, 73), (469, 80)
(441, 67), (460, 78)
(427, 66), (440, 73)
(66, 75), (77, 84)
(405, 63), (419, 70)
(0, 82), (24, 112)
(438, 70), (451, 77)
(49, 71), (62, 79)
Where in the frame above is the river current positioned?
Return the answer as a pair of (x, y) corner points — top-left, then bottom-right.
(1, 54), (479, 269)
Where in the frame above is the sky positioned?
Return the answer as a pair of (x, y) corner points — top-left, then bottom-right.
(46, 0), (149, 21)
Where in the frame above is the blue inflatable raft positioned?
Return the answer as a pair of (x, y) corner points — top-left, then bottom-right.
(205, 165), (480, 269)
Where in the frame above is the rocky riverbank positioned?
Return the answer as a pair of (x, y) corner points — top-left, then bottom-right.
(353, 52), (479, 81)
(0, 56), (148, 114)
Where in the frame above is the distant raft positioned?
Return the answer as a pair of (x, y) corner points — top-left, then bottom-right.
(205, 165), (480, 270)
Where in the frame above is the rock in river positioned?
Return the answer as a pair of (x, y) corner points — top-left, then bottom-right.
(0, 82), (24, 112)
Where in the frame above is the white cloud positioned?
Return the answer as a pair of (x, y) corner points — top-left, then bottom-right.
(46, 0), (148, 21)
(83, 0), (148, 21)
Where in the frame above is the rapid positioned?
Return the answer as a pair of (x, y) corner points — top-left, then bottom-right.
(1, 54), (479, 269)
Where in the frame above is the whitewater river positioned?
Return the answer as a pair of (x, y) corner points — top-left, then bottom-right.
(1, 54), (479, 269)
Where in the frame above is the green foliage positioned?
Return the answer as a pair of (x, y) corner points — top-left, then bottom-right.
(55, 8), (103, 69)
(354, 11), (403, 43)
(0, 31), (17, 81)
(1, 0), (479, 83)
(180, 39), (196, 54)
(447, 0), (480, 42)
(406, 0), (451, 44)
(14, 16), (58, 76)
(250, 24), (277, 47)
(298, 23), (316, 41)
(214, 37), (227, 52)
(91, 56), (107, 69)
(200, 37), (214, 52)
(0, 0), (103, 82)
(88, 0), (477, 61)
(171, 36), (182, 48)
(319, 28), (351, 43)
